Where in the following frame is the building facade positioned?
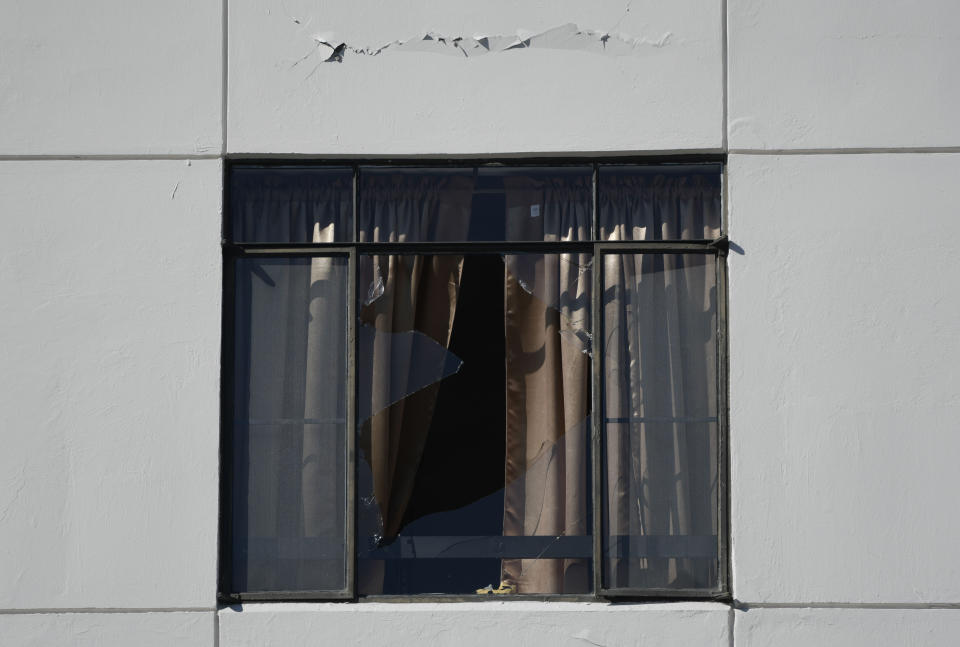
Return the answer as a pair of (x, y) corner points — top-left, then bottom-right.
(2, 1), (959, 645)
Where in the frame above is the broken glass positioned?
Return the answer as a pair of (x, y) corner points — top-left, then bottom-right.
(357, 254), (592, 595)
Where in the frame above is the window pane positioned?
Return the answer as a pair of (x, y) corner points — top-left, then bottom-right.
(599, 165), (721, 241)
(230, 256), (349, 593)
(601, 253), (719, 590)
(229, 167), (353, 242)
(356, 253), (592, 595)
(359, 166), (592, 242)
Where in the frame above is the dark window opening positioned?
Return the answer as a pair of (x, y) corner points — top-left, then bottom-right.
(375, 255), (507, 595)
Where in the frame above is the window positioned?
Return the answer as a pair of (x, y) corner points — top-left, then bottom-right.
(220, 161), (728, 600)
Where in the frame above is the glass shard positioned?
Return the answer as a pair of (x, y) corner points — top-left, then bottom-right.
(357, 254), (592, 595)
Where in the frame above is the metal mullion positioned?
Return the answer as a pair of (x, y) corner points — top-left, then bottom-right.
(225, 240), (725, 257)
(592, 164), (599, 241)
(222, 247), (355, 262)
(599, 588), (728, 600)
(352, 165), (359, 243)
(224, 245), (355, 258)
(359, 242), (597, 254)
(360, 594), (600, 603)
(716, 248), (730, 596)
(358, 242), (594, 255)
(593, 242), (719, 253)
(228, 588), (723, 602)
(229, 590), (353, 602)
(346, 247), (357, 599)
(720, 162), (728, 237)
(217, 252), (236, 601)
(223, 160), (233, 245)
(592, 243), (721, 257)
(591, 243), (603, 597)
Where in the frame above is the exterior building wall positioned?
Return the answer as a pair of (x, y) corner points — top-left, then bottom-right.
(1, 1), (957, 645)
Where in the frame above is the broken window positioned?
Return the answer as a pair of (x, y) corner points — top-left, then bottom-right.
(221, 162), (726, 599)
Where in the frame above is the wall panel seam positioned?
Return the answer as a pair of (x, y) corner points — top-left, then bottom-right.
(729, 148), (960, 155)
(0, 608), (217, 615)
(734, 602), (960, 610)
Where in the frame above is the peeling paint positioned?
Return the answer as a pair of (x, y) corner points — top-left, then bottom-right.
(309, 23), (673, 64)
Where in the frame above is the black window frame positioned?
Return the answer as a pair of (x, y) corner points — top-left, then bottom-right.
(218, 156), (730, 603)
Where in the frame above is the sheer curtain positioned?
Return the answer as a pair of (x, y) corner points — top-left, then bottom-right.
(356, 172), (475, 592)
(230, 168), (352, 243)
(233, 173), (350, 592)
(501, 173), (593, 593)
(600, 171), (721, 589)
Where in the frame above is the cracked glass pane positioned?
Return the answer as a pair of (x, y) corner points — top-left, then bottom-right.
(357, 324), (464, 423)
(601, 253), (719, 590)
(230, 167), (353, 242)
(230, 256), (349, 593)
(357, 254), (592, 595)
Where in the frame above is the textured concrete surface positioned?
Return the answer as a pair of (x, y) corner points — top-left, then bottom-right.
(0, 612), (214, 647)
(735, 608), (960, 647)
(728, 153), (960, 603)
(219, 602), (731, 647)
(0, 1), (222, 155)
(0, 160), (222, 608)
(227, 0), (724, 154)
(729, 0), (960, 149)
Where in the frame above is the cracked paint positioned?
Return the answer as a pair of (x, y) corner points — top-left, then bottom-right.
(306, 23), (673, 64)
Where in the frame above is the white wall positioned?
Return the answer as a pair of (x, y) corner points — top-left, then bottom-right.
(227, 0), (723, 154)
(219, 602), (730, 647)
(728, 153), (960, 605)
(1, 0), (958, 645)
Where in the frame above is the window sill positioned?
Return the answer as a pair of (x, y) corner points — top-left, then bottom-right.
(217, 601), (732, 646)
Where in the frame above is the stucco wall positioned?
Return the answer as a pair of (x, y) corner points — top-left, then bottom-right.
(1, 1), (958, 645)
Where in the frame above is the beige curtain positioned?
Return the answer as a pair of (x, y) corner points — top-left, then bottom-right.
(356, 173), (474, 592)
(358, 255), (465, 538)
(600, 172), (720, 589)
(501, 174), (593, 593)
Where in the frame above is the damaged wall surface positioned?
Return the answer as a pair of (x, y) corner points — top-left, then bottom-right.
(227, 0), (724, 154)
(2, 0), (960, 646)
(306, 23), (676, 63)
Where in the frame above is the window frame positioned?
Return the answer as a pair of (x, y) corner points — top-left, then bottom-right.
(218, 157), (730, 603)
